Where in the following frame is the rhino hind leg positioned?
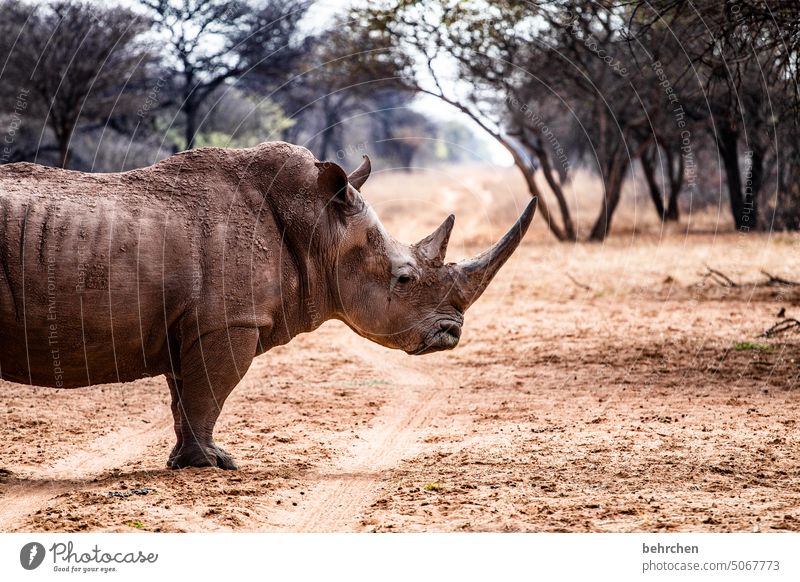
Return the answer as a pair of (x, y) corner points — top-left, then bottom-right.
(166, 375), (184, 466)
(166, 327), (258, 471)
(165, 375), (233, 468)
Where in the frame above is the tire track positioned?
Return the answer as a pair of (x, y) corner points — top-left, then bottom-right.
(0, 413), (171, 530)
(263, 335), (451, 532)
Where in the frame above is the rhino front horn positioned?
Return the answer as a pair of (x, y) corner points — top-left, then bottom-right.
(451, 197), (537, 311)
(348, 155), (371, 190)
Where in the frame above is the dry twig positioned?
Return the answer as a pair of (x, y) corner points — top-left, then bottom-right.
(700, 265), (739, 287)
(762, 318), (800, 338)
(566, 273), (592, 291)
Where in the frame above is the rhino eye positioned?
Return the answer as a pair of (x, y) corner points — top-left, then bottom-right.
(397, 274), (413, 285)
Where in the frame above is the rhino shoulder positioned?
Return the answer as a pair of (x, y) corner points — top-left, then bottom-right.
(247, 140), (317, 160)
(237, 141), (318, 177)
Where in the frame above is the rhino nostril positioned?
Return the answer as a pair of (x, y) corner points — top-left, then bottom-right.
(439, 322), (461, 339)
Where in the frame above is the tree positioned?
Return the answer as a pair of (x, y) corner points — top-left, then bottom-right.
(625, 0), (800, 231)
(350, 0), (570, 240)
(354, 0), (655, 241)
(273, 19), (430, 164)
(639, 140), (683, 222)
(139, 0), (310, 149)
(0, 0), (154, 167)
(370, 90), (434, 170)
(355, 0), (800, 238)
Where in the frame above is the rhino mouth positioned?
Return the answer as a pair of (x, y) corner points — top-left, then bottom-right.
(412, 320), (462, 355)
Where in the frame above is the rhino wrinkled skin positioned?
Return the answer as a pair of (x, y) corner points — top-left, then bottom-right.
(0, 142), (535, 469)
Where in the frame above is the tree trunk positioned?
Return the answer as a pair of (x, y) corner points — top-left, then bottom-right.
(184, 102), (198, 150)
(318, 124), (335, 161)
(527, 137), (577, 241)
(589, 153), (629, 241)
(746, 145), (765, 230)
(640, 147), (666, 220)
(55, 124), (73, 168)
(57, 132), (71, 168)
(317, 96), (339, 160)
(664, 145), (684, 222)
(516, 160), (563, 241)
(665, 187), (680, 221)
(717, 129), (745, 230)
(774, 149), (800, 230)
(399, 143), (417, 171)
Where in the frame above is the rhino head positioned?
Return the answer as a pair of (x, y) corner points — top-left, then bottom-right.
(315, 155), (537, 355)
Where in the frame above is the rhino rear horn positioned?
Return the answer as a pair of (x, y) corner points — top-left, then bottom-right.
(417, 214), (455, 263)
(348, 155), (371, 190)
(451, 197), (537, 311)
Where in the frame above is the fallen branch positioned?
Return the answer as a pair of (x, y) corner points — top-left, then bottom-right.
(762, 318), (800, 338)
(697, 266), (800, 289)
(760, 270), (800, 287)
(700, 265), (740, 287)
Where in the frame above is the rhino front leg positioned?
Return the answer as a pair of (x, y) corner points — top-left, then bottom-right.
(167, 327), (258, 470)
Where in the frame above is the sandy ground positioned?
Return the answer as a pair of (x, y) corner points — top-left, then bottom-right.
(1, 167), (799, 532)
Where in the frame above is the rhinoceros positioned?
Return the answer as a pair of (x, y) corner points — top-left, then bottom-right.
(0, 142), (535, 469)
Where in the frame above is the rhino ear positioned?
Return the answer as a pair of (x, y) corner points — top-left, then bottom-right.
(315, 161), (352, 205)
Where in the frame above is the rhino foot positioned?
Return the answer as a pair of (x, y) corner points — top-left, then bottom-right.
(167, 443), (238, 470)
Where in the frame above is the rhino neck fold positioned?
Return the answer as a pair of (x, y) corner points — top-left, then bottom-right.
(295, 261), (335, 333)
(267, 203), (336, 338)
